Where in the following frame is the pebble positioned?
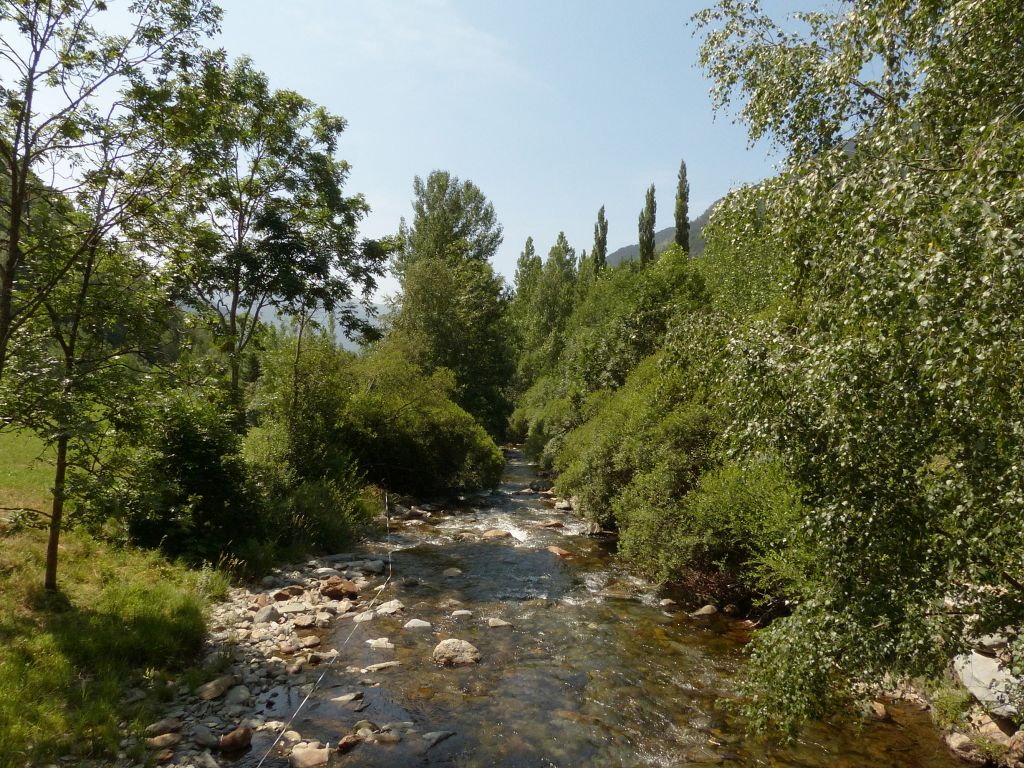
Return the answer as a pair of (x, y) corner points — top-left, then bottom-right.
(404, 618), (432, 629)
(487, 617), (513, 628)
(433, 639), (481, 666)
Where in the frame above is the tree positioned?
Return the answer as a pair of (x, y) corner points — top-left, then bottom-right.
(395, 170), (503, 275)
(166, 56), (384, 416)
(674, 160), (690, 252)
(390, 173), (513, 437)
(0, 0), (219, 380)
(592, 205), (609, 269)
(695, 0), (1024, 734)
(638, 184), (656, 265)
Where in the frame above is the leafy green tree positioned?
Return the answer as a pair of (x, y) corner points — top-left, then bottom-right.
(592, 205), (609, 269)
(638, 184), (656, 265)
(509, 236), (542, 388)
(389, 173), (513, 437)
(390, 253), (514, 438)
(695, 0), (1024, 734)
(395, 170), (503, 275)
(166, 56), (383, 416)
(0, 0), (219, 379)
(674, 160), (690, 252)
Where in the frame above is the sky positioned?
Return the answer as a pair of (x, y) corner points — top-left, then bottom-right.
(211, 0), (800, 298)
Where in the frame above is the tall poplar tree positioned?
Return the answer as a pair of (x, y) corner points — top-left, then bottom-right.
(593, 205), (609, 269)
(675, 160), (690, 252)
(638, 184), (656, 266)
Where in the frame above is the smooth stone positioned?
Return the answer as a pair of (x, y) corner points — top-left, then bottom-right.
(366, 637), (395, 650)
(546, 545), (572, 558)
(253, 605), (280, 624)
(218, 726), (252, 752)
(298, 635), (321, 649)
(222, 684), (251, 706)
(433, 639), (481, 666)
(487, 617), (512, 628)
(481, 529), (512, 539)
(293, 614), (316, 628)
(353, 611), (375, 623)
(452, 609), (473, 618)
(289, 746), (330, 768)
(362, 560), (386, 575)
(195, 674), (239, 701)
(331, 691), (363, 704)
(442, 567), (463, 577)
(690, 604), (718, 617)
(193, 725), (220, 749)
(365, 661), (401, 672)
(144, 717), (181, 737)
(955, 651), (1020, 718)
(376, 599), (405, 616)
(145, 732), (181, 750)
(404, 619), (432, 629)
(659, 598), (677, 607)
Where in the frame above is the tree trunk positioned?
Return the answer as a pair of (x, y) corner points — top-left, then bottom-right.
(44, 433), (69, 591)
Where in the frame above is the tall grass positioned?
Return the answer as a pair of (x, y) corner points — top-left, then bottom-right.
(0, 430), (229, 766)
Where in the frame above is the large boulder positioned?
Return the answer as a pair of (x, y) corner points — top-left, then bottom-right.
(954, 651), (1020, 718)
(432, 638), (481, 666)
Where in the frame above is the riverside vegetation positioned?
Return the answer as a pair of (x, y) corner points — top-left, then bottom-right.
(0, 0), (1022, 766)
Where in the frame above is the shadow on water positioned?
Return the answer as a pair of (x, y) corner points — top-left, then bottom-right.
(236, 449), (962, 768)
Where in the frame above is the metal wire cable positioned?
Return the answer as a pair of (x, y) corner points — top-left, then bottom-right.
(253, 492), (396, 767)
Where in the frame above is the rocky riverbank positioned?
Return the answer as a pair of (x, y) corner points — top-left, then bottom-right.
(122, 547), (496, 768)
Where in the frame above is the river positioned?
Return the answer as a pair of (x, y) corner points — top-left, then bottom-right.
(254, 448), (962, 767)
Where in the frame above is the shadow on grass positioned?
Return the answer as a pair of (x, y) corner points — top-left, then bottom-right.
(0, 581), (206, 766)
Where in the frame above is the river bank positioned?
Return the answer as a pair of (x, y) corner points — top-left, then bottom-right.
(115, 448), (989, 768)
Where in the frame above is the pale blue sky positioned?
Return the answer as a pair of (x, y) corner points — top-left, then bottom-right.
(213, 0), (808, 296)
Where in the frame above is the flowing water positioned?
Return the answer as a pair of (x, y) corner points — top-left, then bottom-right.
(256, 449), (961, 767)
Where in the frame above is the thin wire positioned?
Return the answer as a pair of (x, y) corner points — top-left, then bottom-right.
(254, 492), (396, 767)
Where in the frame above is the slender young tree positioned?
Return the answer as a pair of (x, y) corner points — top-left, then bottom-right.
(638, 184), (656, 266)
(593, 205), (609, 269)
(0, 0), (219, 380)
(675, 160), (690, 252)
(167, 56), (383, 418)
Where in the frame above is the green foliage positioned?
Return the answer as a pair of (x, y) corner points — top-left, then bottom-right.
(638, 183), (656, 265)
(694, 0), (1024, 734)
(112, 390), (255, 564)
(395, 170), (503, 274)
(675, 160), (690, 252)
(391, 172), (514, 437)
(166, 54), (383, 409)
(593, 205), (609, 269)
(337, 346), (504, 494)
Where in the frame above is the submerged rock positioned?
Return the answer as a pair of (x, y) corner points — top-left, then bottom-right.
(289, 746), (330, 767)
(482, 529), (512, 540)
(423, 730), (455, 749)
(690, 604), (718, 618)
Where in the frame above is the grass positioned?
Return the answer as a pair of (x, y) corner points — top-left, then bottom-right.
(0, 428), (52, 525)
(0, 430), (230, 767)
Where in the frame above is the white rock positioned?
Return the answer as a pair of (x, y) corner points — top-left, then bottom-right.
(366, 637), (395, 650)
(289, 746), (330, 768)
(376, 599), (405, 616)
(404, 619), (432, 629)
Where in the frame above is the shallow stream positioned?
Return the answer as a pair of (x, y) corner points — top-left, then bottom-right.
(255, 449), (961, 767)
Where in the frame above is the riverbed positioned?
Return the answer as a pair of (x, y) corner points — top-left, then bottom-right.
(240, 448), (962, 768)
